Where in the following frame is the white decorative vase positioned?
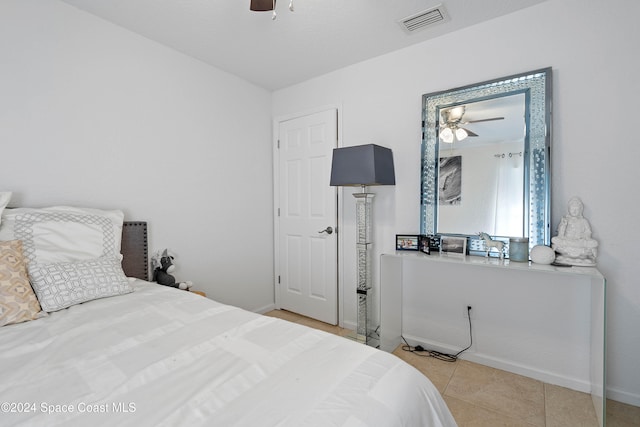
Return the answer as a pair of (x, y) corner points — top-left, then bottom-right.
(530, 245), (555, 265)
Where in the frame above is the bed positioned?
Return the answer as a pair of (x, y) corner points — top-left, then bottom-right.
(0, 200), (456, 426)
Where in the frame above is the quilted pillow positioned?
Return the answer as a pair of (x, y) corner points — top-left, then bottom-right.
(0, 206), (124, 265)
(28, 258), (132, 312)
(0, 240), (42, 326)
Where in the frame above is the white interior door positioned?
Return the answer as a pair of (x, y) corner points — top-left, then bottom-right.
(276, 109), (338, 325)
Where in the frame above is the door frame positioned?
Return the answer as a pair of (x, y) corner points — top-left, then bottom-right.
(272, 104), (346, 327)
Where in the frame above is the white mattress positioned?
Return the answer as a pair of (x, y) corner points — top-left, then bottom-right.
(0, 281), (456, 426)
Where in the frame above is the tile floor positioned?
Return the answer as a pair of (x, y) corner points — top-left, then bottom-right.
(264, 309), (640, 427)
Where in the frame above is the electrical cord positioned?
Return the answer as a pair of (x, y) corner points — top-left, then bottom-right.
(401, 306), (473, 362)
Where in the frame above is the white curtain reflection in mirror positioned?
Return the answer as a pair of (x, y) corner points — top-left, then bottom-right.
(437, 141), (524, 236)
(492, 149), (524, 236)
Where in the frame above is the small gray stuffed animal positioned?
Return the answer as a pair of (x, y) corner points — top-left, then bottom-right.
(151, 249), (193, 290)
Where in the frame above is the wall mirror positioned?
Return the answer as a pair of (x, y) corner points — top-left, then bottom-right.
(420, 68), (552, 253)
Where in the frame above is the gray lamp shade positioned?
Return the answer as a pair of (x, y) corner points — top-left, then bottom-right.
(330, 144), (396, 187)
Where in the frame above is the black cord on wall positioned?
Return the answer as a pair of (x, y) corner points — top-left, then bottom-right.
(402, 306), (473, 362)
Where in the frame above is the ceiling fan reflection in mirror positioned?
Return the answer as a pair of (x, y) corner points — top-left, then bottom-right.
(439, 106), (504, 143)
(250, 0), (294, 20)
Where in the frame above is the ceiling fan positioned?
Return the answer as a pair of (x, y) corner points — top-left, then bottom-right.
(250, 0), (294, 19)
(439, 105), (504, 143)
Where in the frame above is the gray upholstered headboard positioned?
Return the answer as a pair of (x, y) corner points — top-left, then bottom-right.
(121, 221), (149, 281)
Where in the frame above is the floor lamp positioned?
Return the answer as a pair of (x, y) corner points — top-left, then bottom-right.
(330, 144), (396, 347)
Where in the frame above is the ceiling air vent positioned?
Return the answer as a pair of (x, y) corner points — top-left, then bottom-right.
(399, 4), (449, 34)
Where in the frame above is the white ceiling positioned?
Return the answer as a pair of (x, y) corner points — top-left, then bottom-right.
(59, 0), (546, 91)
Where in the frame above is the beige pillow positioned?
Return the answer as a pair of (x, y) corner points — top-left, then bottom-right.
(0, 240), (42, 326)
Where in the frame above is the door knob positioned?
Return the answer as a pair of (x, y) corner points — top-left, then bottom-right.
(318, 226), (333, 235)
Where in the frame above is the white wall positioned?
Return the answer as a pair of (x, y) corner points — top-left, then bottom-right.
(273, 0), (640, 405)
(0, 0), (275, 312)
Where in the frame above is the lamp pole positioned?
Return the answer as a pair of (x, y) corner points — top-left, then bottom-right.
(353, 186), (377, 346)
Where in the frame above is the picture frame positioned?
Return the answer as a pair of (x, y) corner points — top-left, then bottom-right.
(396, 234), (420, 251)
(439, 236), (467, 257)
(419, 234), (439, 255)
(419, 236), (430, 254)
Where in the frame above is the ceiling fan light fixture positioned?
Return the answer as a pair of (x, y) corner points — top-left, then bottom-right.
(440, 127), (454, 143)
(455, 127), (468, 141)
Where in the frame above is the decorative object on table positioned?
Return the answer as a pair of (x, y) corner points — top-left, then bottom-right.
(478, 232), (504, 259)
(151, 249), (193, 290)
(419, 235), (432, 254)
(509, 237), (529, 262)
(530, 245), (556, 264)
(420, 69), (552, 252)
(551, 196), (598, 266)
(420, 234), (440, 254)
(330, 144), (395, 347)
(440, 236), (467, 257)
(396, 234), (420, 251)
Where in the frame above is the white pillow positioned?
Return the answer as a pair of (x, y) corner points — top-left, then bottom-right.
(28, 258), (132, 312)
(0, 206), (128, 311)
(0, 206), (124, 266)
(0, 192), (11, 227)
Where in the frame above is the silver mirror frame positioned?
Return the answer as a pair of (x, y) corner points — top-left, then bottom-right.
(420, 68), (552, 250)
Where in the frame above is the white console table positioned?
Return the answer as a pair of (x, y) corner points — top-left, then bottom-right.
(380, 252), (606, 426)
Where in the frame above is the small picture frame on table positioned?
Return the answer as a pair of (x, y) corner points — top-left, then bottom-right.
(419, 235), (438, 255)
(440, 236), (467, 257)
(396, 234), (420, 251)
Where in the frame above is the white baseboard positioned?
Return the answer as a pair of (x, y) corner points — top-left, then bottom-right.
(406, 333), (640, 407)
(253, 303), (276, 314)
(606, 387), (640, 407)
(402, 333), (591, 394)
(342, 320), (356, 331)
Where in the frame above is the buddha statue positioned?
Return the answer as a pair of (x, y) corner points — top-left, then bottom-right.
(551, 196), (598, 266)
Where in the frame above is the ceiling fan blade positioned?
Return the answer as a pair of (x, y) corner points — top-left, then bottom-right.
(250, 0), (275, 11)
(463, 116), (504, 124)
(462, 128), (478, 137)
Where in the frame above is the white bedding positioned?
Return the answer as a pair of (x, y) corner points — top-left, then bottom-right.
(0, 281), (456, 427)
